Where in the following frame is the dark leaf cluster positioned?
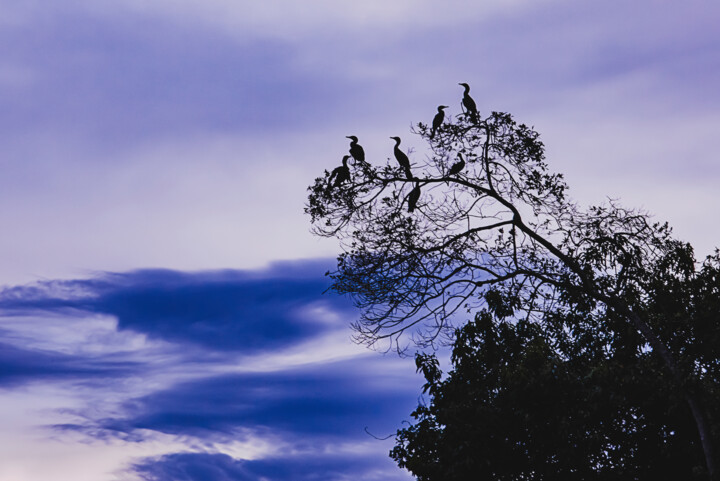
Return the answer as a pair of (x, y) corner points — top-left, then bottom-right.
(392, 295), (714, 480)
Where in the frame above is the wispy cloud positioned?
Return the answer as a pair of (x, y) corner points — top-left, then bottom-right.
(0, 341), (136, 387)
(0, 260), (352, 354)
(0, 260), (418, 480)
(1, 0), (719, 284)
(133, 451), (406, 481)
(71, 356), (417, 441)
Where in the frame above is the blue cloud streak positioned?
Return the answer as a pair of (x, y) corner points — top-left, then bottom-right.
(0, 341), (136, 387)
(0, 259), (417, 480)
(90, 356), (416, 440)
(0, 260), (353, 355)
(134, 452), (406, 481)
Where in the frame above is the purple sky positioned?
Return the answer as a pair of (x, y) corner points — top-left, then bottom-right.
(1, 1), (719, 479)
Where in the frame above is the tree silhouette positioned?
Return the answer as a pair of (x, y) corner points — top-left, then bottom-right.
(393, 250), (720, 480)
(306, 88), (719, 478)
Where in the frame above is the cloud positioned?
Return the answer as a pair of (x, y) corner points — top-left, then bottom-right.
(80, 355), (418, 442)
(1, 0), (546, 39)
(17, 0), (720, 150)
(2, 0), (719, 285)
(132, 451), (407, 481)
(0, 261), (420, 479)
(134, 453), (250, 481)
(0, 341), (135, 387)
(0, 259), (371, 407)
(0, 12), (352, 144)
(0, 259), (353, 354)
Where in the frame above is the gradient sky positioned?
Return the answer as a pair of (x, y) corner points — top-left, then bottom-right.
(1, 1), (719, 480)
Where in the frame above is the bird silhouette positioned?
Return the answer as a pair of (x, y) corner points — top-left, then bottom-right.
(458, 83), (478, 120)
(407, 180), (421, 213)
(346, 135), (365, 163)
(431, 105), (448, 139)
(447, 153), (465, 176)
(328, 155), (351, 190)
(390, 136), (413, 179)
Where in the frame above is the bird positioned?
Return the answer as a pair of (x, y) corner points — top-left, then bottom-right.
(328, 155), (351, 190)
(407, 181), (421, 213)
(458, 83), (478, 120)
(431, 105), (448, 139)
(346, 135), (365, 163)
(447, 153), (465, 177)
(390, 136), (413, 179)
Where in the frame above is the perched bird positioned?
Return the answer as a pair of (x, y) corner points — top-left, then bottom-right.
(431, 105), (448, 139)
(328, 155), (351, 190)
(447, 153), (465, 176)
(390, 136), (413, 179)
(458, 83), (478, 120)
(346, 135), (365, 163)
(407, 180), (421, 213)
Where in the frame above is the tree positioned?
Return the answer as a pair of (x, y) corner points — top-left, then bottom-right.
(306, 90), (720, 478)
(393, 251), (720, 479)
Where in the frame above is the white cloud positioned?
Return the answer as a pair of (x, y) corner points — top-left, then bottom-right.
(96, 0), (550, 38)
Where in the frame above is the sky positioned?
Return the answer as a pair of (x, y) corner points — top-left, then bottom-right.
(0, 1), (719, 480)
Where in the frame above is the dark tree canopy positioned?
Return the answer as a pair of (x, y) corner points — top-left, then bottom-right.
(393, 249), (720, 480)
(306, 88), (720, 478)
